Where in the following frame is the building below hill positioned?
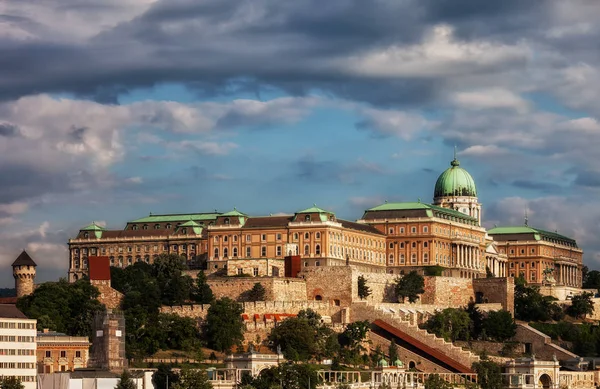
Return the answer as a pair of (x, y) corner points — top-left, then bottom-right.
(36, 329), (90, 373)
(66, 154), (584, 288)
(0, 304), (37, 389)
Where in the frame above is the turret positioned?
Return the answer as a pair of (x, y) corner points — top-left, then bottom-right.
(12, 250), (37, 298)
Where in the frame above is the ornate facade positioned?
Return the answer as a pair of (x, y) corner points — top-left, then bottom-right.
(66, 156), (582, 287)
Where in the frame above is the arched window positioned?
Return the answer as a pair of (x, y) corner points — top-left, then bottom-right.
(214, 236), (219, 243)
(166, 224), (172, 229)
(315, 232), (321, 239)
(304, 232), (310, 240)
(110, 257), (115, 265)
(223, 248), (229, 258)
(154, 224), (160, 229)
(233, 247), (238, 257)
(132, 225), (138, 230)
(304, 244), (310, 255)
(293, 233), (299, 240)
(224, 235), (228, 243)
(315, 244), (321, 255)
(134, 256), (140, 264)
(214, 248), (219, 259)
(423, 253), (429, 263)
(127, 256), (132, 265)
(143, 224), (148, 230)
(411, 253), (417, 263)
(144, 255), (149, 262)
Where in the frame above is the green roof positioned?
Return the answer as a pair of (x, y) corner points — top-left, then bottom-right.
(178, 220), (203, 234)
(434, 157), (477, 198)
(297, 205), (333, 214)
(129, 213), (220, 223)
(488, 226), (578, 247)
(366, 201), (478, 224)
(221, 208), (247, 217)
(80, 222), (106, 239)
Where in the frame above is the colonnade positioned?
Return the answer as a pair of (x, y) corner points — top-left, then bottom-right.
(455, 244), (480, 269)
(485, 256), (507, 277)
(556, 263), (580, 287)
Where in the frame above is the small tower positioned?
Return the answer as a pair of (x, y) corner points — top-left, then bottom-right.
(12, 250), (37, 298)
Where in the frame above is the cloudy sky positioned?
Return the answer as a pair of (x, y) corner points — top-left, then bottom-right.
(2, 0), (600, 286)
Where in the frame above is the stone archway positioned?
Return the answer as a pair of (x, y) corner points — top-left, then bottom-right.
(312, 288), (324, 301)
(539, 374), (552, 389)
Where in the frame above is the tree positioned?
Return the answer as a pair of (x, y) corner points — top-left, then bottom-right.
(424, 375), (452, 389)
(483, 310), (516, 342)
(395, 271), (424, 303)
(339, 320), (371, 349)
(247, 283), (267, 302)
(153, 364), (179, 389)
(204, 297), (244, 352)
(472, 360), (503, 389)
(388, 339), (399, 363)
(171, 369), (213, 389)
(269, 317), (316, 361)
(514, 280), (563, 322)
(0, 377), (24, 389)
(425, 308), (472, 342)
(465, 302), (485, 340)
(567, 292), (595, 319)
(116, 371), (137, 389)
(358, 275), (372, 300)
(248, 363), (319, 389)
(193, 271), (214, 304)
(152, 254), (193, 305)
(17, 279), (105, 337)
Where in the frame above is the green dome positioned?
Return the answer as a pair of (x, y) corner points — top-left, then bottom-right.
(434, 158), (477, 198)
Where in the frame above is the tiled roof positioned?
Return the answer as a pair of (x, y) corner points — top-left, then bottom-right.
(11, 250), (37, 267)
(296, 205), (333, 214)
(243, 216), (293, 228)
(339, 220), (385, 235)
(0, 297), (17, 304)
(101, 230), (172, 238)
(0, 304), (28, 319)
(488, 226), (578, 247)
(129, 213), (220, 223)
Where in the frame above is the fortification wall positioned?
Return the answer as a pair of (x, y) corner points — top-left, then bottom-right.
(421, 277), (474, 306)
(472, 277), (514, 315)
(206, 277), (307, 302)
(90, 279), (124, 310)
(299, 266), (397, 306)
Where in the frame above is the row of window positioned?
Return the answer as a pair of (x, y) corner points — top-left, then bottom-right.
(0, 363), (35, 369)
(0, 336), (34, 343)
(213, 232), (384, 248)
(0, 349), (35, 355)
(44, 350), (82, 358)
(388, 226), (428, 234)
(388, 253), (429, 265)
(329, 232), (384, 248)
(214, 244), (384, 262)
(0, 322), (35, 329)
(74, 244), (198, 255)
(0, 376), (35, 382)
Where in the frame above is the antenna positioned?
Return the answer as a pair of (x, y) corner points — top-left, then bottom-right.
(524, 209), (529, 227)
(454, 145), (457, 160)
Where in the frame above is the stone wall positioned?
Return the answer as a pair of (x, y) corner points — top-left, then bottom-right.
(512, 323), (578, 361)
(91, 279), (124, 310)
(206, 277), (307, 302)
(472, 277), (515, 315)
(538, 285), (594, 301)
(421, 277), (474, 306)
(299, 266), (397, 306)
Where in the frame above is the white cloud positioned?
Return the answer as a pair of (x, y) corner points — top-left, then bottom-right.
(172, 140), (239, 156)
(460, 145), (510, 158)
(0, 201), (29, 215)
(343, 24), (530, 78)
(356, 107), (431, 140)
(450, 88), (529, 112)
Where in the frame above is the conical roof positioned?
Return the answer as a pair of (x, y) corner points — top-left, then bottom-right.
(11, 250), (37, 267)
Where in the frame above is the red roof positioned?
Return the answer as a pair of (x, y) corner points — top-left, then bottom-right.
(0, 297), (17, 304)
(88, 256), (111, 280)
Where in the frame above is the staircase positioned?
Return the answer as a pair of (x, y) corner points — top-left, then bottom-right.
(351, 302), (480, 372)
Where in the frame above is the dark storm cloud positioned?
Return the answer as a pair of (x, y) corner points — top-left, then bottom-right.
(0, 123), (19, 137)
(0, 0), (558, 105)
(0, 165), (68, 203)
(511, 180), (564, 193)
(573, 169), (600, 188)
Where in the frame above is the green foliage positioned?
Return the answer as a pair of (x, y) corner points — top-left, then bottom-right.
(465, 302), (485, 340)
(17, 279), (105, 337)
(484, 310), (516, 342)
(514, 280), (563, 322)
(153, 364), (179, 389)
(243, 282), (267, 302)
(116, 371), (137, 389)
(424, 375), (453, 389)
(339, 320), (370, 349)
(152, 254), (194, 305)
(247, 363), (319, 389)
(567, 292), (595, 319)
(472, 360), (503, 389)
(357, 275), (372, 299)
(424, 266), (446, 277)
(395, 271), (425, 303)
(204, 297), (244, 352)
(425, 308), (472, 341)
(388, 339), (398, 363)
(192, 271), (214, 304)
(171, 369), (213, 389)
(0, 377), (24, 389)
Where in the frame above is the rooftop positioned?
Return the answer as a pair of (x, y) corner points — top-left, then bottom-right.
(0, 304), (28, 319)
(488, 225), (578, 247)
(129, 212), (221, 224)
(11, 250), (37, 267)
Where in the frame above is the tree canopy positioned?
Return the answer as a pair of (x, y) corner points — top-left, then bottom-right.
(567, 292), (595, 319)
(484, 310), (516, 342)
(192, 271), (214, 304)
(116, 371), (137, 389)
(395, 271), (425, 303)
(0, 377), (24, 389)
(514, 278), (563, 322)
(357, 275), (372, 300)
(171, 369), (213, 389)
(204, 297), (244, 352)
(472, 360), (503, 389)
(425, 308), (471, 342)
(17, 278), (105, 337)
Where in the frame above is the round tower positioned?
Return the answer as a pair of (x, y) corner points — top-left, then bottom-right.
(12, 250), (37, 298)
(433, 154), (481, 224)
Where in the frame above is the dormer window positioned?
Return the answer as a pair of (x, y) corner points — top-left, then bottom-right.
(154, 224), (160, 229)
(143, 224), (148, 230)
(224, 218), (230, 225)
(182, 228), (187, 234)
(305, 215), (311, 222)
(132, 224), (138, 230)
(166, 224), (172, 229)
(83, 232), (89, 238)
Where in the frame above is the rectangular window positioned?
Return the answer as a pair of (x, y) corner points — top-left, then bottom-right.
(400, 227), (405, 234)
(276, 233), (282, 241)
(75, 351), (81, 358)
(45, 351), (51, 358)
(261, 246), (267, 257)
(246, 234), (251, 242)
(400, 254), (405, 264)
(276, 246), (282, 256)
(153, 245), (158, 252)
(253, 267), (259, 276)
(246, 247), (251, 257)
(411, 227), (417, 233)
(261, 234), (267, 242)
(60, 350), (66, 358)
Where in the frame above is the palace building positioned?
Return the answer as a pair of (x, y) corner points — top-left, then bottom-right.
(67, 155), (583, 287)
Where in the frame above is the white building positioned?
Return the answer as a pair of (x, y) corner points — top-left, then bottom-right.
(0, 304), (37, 389)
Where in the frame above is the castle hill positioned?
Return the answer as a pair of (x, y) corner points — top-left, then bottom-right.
(4, 2), (600, 389)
